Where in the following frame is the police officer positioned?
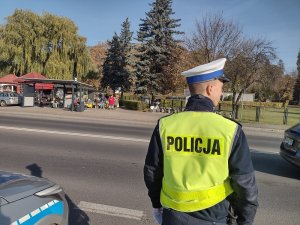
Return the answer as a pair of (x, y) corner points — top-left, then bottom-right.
(144, 58), (258, 225)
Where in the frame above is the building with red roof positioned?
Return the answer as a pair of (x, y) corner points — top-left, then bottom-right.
(0, 74), (18, 92)
(15, 72), (54, 90)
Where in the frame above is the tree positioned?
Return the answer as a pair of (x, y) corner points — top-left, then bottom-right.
(101, 18), (133, 93)
(102, 34), (123, 93)
(0, 9), (91, 80)
(273, 74), (296, 104)
(83, 42), (108, 89)
(251, 61), (283, 101)
(185, 13), (276, 118)
(292, 49), (300, 104)
(120, 18), (133, 56)
(160, 44), (196, 94)
(0, 10), (42, 76)
(226, 38), (276, 117)
(186, 13), (242, 63)
(0, 25), (10, 76)
(119, 18), (134, 92)
(135, 0), (183, 96)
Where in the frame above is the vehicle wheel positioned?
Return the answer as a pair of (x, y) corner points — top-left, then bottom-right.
(0, 100), (6, 107)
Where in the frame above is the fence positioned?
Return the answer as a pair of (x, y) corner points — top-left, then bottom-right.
(218, 104), (300, 126)
(122, 95), (300, 126)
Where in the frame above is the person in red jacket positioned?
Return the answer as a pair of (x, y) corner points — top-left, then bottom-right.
(108, 95), (115, 109)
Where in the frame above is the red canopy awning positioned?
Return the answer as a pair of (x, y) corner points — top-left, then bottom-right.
(35, 83), (54, 90)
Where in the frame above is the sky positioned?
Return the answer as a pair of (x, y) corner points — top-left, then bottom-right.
(1, 0), (299, 73)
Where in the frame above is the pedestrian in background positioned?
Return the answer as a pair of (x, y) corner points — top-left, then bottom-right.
(144, 58), (258, 225)
(114, 94), (119, 108)
(99, 94), (107, 109)
(108, 95), (115, 109)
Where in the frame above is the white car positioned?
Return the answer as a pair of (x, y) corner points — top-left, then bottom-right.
(0, 92), (20, 106)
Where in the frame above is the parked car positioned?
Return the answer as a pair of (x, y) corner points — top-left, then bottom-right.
(280, 123), (300, 168)
(0, 170), (69, 225)
(0, 92), (20, 106)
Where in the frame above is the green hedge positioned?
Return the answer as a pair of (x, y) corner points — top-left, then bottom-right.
(160, 99), (186, 109)
(119, 100), (148, 111)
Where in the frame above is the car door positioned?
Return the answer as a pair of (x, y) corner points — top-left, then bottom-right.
(0, 92), (8, 106)
(9, 93), (19, 105)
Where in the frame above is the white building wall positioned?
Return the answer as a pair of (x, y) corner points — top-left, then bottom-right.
(222, 92), (255, 101)
(184, 89), (255, 102)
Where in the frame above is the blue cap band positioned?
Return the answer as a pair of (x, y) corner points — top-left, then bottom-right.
(186, 69), (224, 84)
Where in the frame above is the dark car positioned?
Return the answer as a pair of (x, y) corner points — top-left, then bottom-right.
(0, 171), (68, 225)
(280, 123), (300, 168)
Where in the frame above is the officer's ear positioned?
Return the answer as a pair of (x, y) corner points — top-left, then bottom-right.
(206, 83), (213, 96)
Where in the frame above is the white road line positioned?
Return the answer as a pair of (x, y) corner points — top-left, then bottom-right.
(250, 148), (280, 154)
(0, 125), (149, 143)
(78, 201), (145, 220)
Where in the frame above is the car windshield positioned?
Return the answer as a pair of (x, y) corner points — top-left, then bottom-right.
(0, 173), (25, 184)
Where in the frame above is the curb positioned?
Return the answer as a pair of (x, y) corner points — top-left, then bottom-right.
(0, 106), (290, 132)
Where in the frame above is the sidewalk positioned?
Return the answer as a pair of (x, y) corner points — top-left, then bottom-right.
(0, 106), (164, 126)
(0, 106), (289, 132)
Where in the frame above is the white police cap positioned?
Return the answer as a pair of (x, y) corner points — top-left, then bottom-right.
(181, 58), (230, 84)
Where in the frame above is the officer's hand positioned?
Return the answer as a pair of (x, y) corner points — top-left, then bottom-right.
(152, 207), (163, 224)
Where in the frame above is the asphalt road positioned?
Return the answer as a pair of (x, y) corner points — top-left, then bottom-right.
(0, 108), (299, 225)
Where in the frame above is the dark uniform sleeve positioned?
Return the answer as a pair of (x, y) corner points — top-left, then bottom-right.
(144, 123), (164, 208)
(228, 125), (259, 225)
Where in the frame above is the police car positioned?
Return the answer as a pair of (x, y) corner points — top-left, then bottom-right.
(0, 170), (68, 225)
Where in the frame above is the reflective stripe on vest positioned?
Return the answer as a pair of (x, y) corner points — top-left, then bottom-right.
(159, 111), (237, 212)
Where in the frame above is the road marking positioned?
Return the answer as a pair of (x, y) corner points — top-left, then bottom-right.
(250, 148), (280, 155)
(0, 125), (149, 143)
(78, 201), (145, 220)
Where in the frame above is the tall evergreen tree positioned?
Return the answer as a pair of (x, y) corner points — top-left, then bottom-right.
(119, 18), (133, 92)
(293, 49), (300, 103)
(101, 18), (133, 93)
(102, 34), (123, 93)
(120, 18), (133, 55)
(135, 0), (183, 95)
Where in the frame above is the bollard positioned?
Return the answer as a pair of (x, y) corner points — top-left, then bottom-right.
(255, 107), (261, 122)
(180, 101), (183, 112)
(283, 107), (288, 125)
(235, 105), (239, 119)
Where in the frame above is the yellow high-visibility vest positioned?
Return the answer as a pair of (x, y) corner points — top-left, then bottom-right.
(159, 111), (238, 212)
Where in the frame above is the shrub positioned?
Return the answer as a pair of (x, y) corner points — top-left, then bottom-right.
(119, 100), (148, 111)
(160, 99), (186, 109)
